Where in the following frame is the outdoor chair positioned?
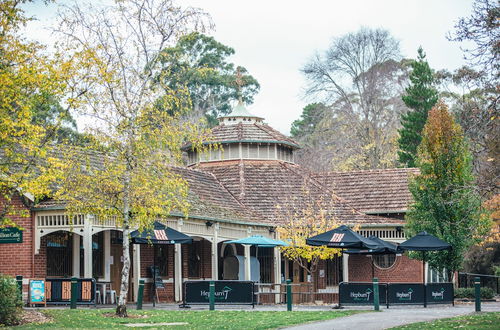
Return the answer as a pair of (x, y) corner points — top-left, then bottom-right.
(106, 284), (116, 304)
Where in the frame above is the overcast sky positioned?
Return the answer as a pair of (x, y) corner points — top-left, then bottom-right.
(24, 0), (474, 135)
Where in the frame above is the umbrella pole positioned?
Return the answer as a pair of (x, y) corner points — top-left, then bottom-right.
(423, 251), (426, 308)
(153, 245), (156, 308)
(371, 257), (374, 279)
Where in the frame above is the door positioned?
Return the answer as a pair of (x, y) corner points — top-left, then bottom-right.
(110, 243), (135, 302)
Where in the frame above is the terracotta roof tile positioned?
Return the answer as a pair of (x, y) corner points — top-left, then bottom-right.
(208, 123), (300, 148)
(200, 160), (403, 226)
(312, 168), (419, 214)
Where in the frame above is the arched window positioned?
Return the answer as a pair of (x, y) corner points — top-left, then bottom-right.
(373, 254), (397, 269)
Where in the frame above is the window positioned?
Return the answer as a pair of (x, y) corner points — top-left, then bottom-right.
(92, 232), (104, 278)
(188, 241), (202, 278)
(428, 268), (449, 283)
(154, 245), (169, 277)
(257, 247), (273, 283)
(373, 254), (397, 269)
(46, 231), (72, 277)
(326, 257), (342, 286)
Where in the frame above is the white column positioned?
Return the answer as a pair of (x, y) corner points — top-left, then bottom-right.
(82, 216), (93, 278)
(72, 234), (81, 277)
(274, 246), (281, 303)
(174, 243), (182, 302)
(211, 224), (219, 280)
(103, 231), (111, 281)
(342, 254), (349, 283)
(244, 245), (251, 281)
(133, 244), (141, 302)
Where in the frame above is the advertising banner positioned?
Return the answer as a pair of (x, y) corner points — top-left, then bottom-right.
(387, 283), (425, 305)
(184, 281), (254, 305)
(29, 279), (46, 306)
(339, 282), (387, 305)
(426, 283), (454, 304)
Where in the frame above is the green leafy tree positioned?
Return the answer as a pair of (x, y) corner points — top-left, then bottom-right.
(405, 102), (491, 279)
(155, 32), (259, 126)
(0, 0), (74, 226)
(290, 103), (328, 138)
(398, 48), (438, 168)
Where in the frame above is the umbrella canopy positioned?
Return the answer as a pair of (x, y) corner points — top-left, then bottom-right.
(226, 235), (288, 247)
(399, 231), (451, 251)
(306, 225), (379, 249)
(344, 236), (401, 255)
(130, 221), (192, 245)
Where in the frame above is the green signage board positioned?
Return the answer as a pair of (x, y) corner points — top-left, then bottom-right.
(0, 227), (23, 243)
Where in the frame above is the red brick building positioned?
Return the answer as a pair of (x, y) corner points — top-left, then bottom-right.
(1, 102), (428, 304)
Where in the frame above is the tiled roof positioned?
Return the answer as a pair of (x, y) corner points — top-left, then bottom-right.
(312, 168), (420, 214)
(33, 158), (266, 225)
(206, 123), (300, 148)
(200, 160), (403, 226)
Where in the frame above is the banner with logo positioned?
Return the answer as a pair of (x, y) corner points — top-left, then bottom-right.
(387, 283), (425, 305)
(339, 282), (387, 305)
(426, 283), (454, 304)
(184, 281), (254, 305)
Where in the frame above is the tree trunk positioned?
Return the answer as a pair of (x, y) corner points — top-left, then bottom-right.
(116, 160), (132, 317)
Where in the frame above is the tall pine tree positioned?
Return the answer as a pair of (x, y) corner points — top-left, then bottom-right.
(398, 47), (438, 167)
(405, 102), (491, 279)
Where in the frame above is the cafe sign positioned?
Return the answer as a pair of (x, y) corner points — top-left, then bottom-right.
(0, 227), (23, 243)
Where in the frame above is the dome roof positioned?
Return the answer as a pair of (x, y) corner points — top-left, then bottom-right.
(218, 101), (264, 120)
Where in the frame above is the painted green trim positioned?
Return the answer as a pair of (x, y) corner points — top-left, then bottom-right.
(364, 209), (407, 215)
(32, 205), (66, 211)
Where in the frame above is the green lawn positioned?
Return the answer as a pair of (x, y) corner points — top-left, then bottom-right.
(391, 312), (500, 330)
(13, 309), (365, 329)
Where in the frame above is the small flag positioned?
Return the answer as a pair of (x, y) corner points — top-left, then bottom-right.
(330, 233), (344, 243)
(154, 230), (168, 241)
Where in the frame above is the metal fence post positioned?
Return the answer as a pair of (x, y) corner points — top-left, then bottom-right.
(286, 279), (292, 311)
(136, 279), (144, 310)
(70, 277), (78, 309)
(474, 277), (481, 312)
(209, 280), (215, 311)
(373, 277), (379, 311)
(16, 275), (23, 302)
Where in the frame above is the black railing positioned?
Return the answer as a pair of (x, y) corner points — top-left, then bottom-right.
(458, 272), (500, 294)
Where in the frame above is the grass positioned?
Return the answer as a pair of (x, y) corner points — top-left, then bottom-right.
(12, 309), (365, 329)
(391, 312), (500, 330)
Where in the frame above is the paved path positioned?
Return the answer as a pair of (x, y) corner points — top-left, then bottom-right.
(283, 302), (500, 330)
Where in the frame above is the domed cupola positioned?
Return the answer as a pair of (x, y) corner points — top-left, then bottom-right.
(185, 101), (300, 166)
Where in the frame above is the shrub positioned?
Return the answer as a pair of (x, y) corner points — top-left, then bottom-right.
(0, 274), (23, 326)
(454, 287), (495, 299)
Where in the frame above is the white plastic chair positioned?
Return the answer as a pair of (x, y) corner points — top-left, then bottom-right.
(107, 284), (116, 304)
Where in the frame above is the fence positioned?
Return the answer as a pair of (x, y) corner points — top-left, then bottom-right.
(458, 272), (500, 294)
(255, 283), (338, 304)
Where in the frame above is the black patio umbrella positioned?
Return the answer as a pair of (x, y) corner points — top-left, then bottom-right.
(306, 225), (379, 285)
(130, 221), (193, 306)
(306, 225), (379, 249)
(399, 231), (451, 307)
(344, 236), (402, 278)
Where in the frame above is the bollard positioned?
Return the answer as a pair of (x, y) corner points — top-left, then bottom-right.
(286, 279), (292, 311)
(209, 280), (215, 311)
(373, 277), (379, 311)
(474, 277), (481, 312)
(70, 277), (78, 309)
(16, 275), (23, 302)
(136, 279), (145, 310)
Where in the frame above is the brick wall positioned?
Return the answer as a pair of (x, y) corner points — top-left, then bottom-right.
(0, 193), (34, 278)
(348, 254), (423, 283)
